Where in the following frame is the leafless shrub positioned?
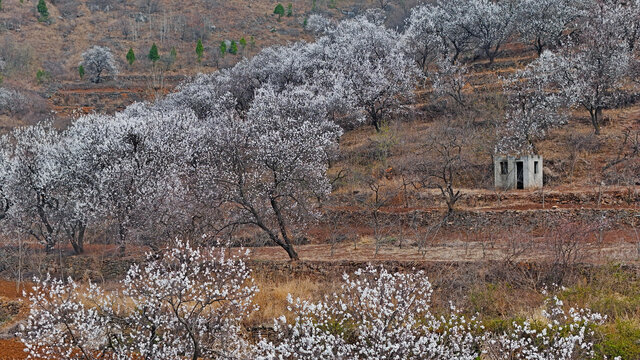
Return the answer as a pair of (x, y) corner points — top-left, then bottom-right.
(565, 132), (601, 181)
(0, 36), (33, 77)
(50, 0), (81, 19)
(542, 219), (607, 285)
(412, 122), (478, 213)
(357, 178), (397, 256)
(137, 0), (161, 14)
(602, 128), (640, 186)
(42, 60), (66, 79)
(87, 0), (125, 12)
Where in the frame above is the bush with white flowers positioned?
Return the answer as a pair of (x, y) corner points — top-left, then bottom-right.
(256, 266), (483, 360)
(20, 239), (257, 360)
(485, 296), (604, 360)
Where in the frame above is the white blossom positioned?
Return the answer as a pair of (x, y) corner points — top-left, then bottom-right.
(20, 239), (257, 360)
(256, 266), (483, 360)
(80, 46), (118, 83)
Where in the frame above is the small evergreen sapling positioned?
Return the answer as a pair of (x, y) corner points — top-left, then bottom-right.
(78, 65), (84, 79)
(274, 3), (285, 20)
(219, 41), (227, 56)
(229, 40), (238, 55)
(36, 0), (49, 20)
(148, 43), (159, 63)
(287, 3), (293, 17)
(196, 39), (204, 63)
(126, 48), (136, 66)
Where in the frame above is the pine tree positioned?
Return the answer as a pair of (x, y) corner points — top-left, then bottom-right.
(126, 48), (136, 66)
(36, 0), (49, 20)
(78, 65), (85, 79)
(274, 3), (285, 21)
(286, 3), (293, 17)
(219, 41), (227, 57)
(196, 39), (204, 63)
(229, 40), (238, 55)
(148, 43), (159, 63)
(239, 37), (247, 49)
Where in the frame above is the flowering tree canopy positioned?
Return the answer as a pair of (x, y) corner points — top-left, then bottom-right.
(80, 46), (118, 83)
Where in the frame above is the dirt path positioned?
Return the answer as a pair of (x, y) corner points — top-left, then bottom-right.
(250, 233), (640, 263)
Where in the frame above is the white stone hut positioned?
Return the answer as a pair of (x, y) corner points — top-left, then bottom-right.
(494, 154), (543, 190)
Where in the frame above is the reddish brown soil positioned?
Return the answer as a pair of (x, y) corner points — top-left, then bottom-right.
(0, 281), (22, 300)
(0, 339), (25, 360)
(0, 279), (26, 360)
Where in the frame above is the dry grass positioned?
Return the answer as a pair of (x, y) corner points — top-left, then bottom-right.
(248, 274), (337, 326)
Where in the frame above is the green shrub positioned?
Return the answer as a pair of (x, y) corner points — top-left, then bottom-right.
(36, 69), (50, 84)
(196, 39), (204, 63)
(148, 43), (159, 63)
(36, 0), (49, 21)
(594, 319), (640, 360)
(274, 3), (284, 20)
(219, 41), (227, 56)
(126, 48), (136, 66)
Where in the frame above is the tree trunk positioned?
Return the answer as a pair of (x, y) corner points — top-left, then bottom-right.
(536, 37), (544, 56)
(269, 198), (300, 261)
(283, 244), (299, 261)
(45, 238), (55, 253)
(372, 114), (381, 132)
(590, 107), (602, 135)
(70, 224), (85, 255)
(118, 223), (127, 256)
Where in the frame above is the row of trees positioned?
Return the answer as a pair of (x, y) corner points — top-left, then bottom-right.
(403, 0), (639, 67)
(20, 241), (605, 360)
(5, 1), (640, 258)
(403, 0), (640, 151)
(77, 37), (252, 83)
(0, 14), (420, 260)
(497, 0), (640, 157)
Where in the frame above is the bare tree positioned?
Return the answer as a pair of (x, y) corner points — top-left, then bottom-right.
(413, 124), (474, 214)
(358, 178), (397, 256)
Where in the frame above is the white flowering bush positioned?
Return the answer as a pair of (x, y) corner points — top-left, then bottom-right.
(21, 276), (116, 359)
(20, 239), (257, 360)
(485, 296), (604, 360)
(0, 87), (27, 115)
(21, 258), (609, 360)
(256, 266), (483, 360)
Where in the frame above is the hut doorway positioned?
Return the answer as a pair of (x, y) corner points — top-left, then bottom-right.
(516, 161), (524, 189)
